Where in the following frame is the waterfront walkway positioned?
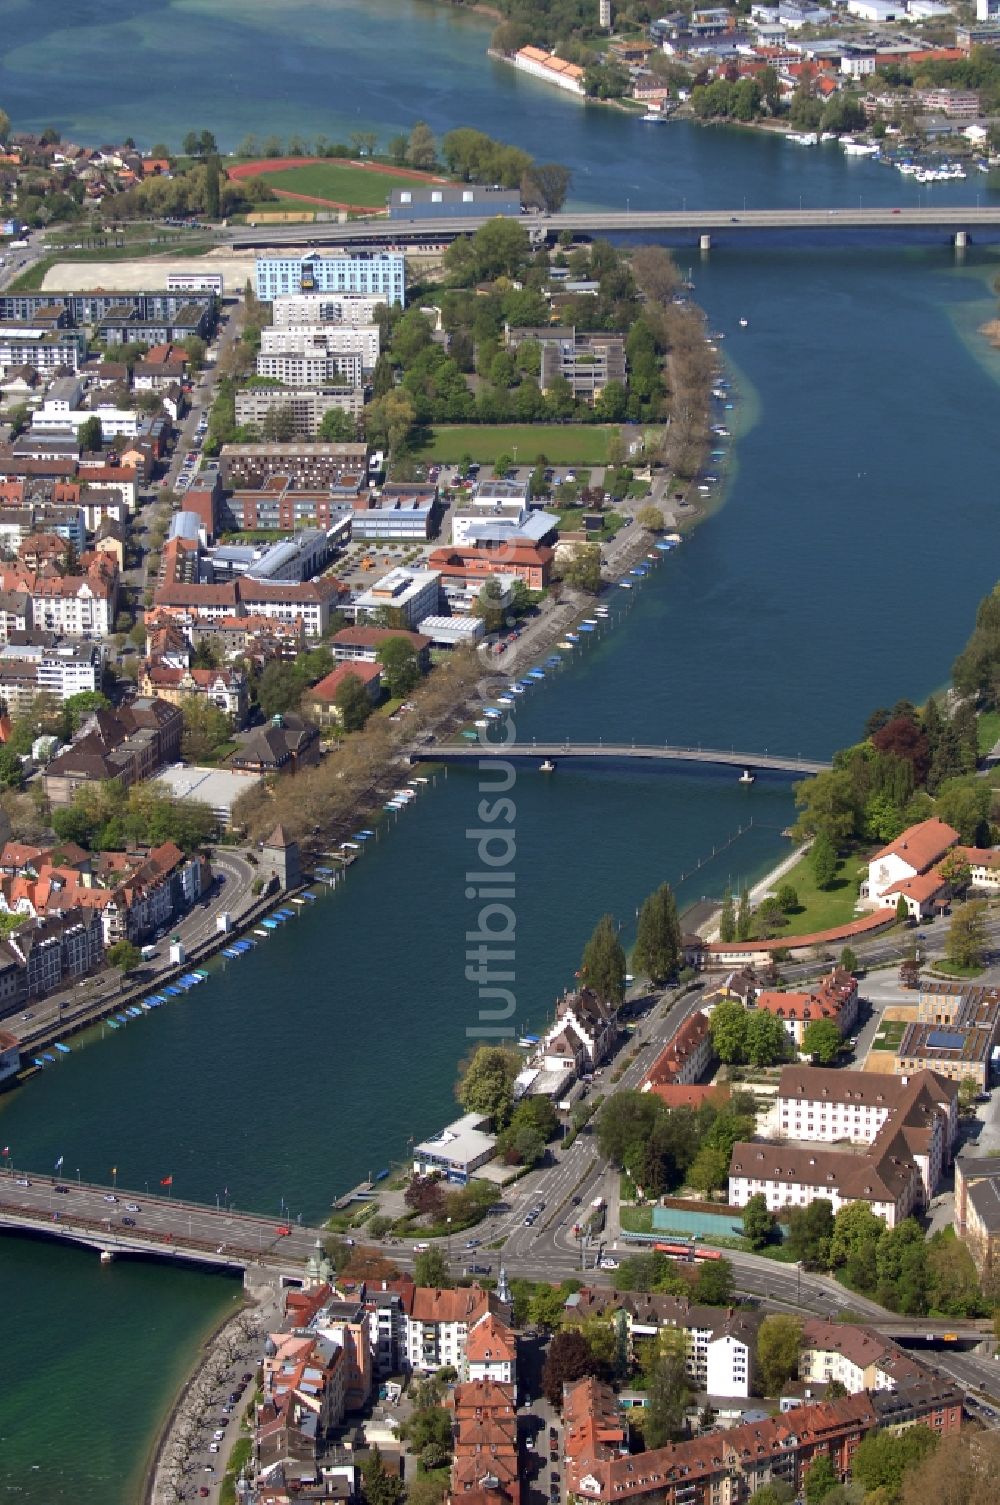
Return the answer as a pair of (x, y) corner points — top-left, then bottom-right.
(412, 742), (831, 776)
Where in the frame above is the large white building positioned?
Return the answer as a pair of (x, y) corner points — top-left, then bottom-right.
(32, 403), (140, 439)
(862, 817), (959, 920)
(255, 350), (362, 387)
(729, 1066), (958, 1227)
(271, 291), (389, 326)
(799, 1318), (930, 1396)
(255, 252), (406, 305)
(354, 567), (440, 628)
(234, 385), (363, 439)
(259, 323), (380, 369)
(29, 577), (115, 638)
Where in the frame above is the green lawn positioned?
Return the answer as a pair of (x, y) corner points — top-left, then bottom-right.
(757, 847), (868, 939)
(257, 162), (433, 206)
(871, 1019), (907, 1051)
(414, 425), (621, 465)
(977, 709), (1000, 756)
(931, 960), (985, 979)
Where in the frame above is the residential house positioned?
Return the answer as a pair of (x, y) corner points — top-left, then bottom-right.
(642, 1010), (716, 1103)
(230, 712), (320, 777)
(304, 662), (383, 727)
(42, 698), (183, 805)
(754, 968), (859, 1051)
(330, 625), (431, 668)
(861, 818), (960, 920)
(139, 662), (249, 726)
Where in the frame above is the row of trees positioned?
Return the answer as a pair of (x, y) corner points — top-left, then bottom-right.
(50, 780), (217, 854)
(757, 1194), (990, 1314)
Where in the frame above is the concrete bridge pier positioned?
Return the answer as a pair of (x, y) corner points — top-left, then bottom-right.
(954, 230), (969, 249)
(699, 233), (712, 252)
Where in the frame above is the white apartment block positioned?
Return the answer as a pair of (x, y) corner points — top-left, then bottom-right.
(272, 292), (389, 326)
(234, 386), (363, 439)
(255, 252), (406, 306)
(259, 323), (380, 368)
(30, 579), (114, 638)
(354, 567), (440, 628)
(32, 403), (140, 439)
(0, 327), (86, 375)
(403, 1289), (493, 1375)
(255, 350), (363, 386)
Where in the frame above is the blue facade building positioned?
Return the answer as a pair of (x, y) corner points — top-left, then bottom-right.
(255, 250), (406, 305)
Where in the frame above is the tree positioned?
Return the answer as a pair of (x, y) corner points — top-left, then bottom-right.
(946, 899), (987, 971)
(456, 1044), (520, 1128)
(875, 1218), (929, 1314)
(693, 1256), (735, 1305)
(745, 1009), (790, 1067)
(804, 1455), (839, 1505)
(710, 1000), (748, 1063)
(755, 1314), (802, 1395)
(334, 672), (373, 732)
(579, 913), (626, 1006)
(687, 1145), (730, 1197)
(0, 109), (10, 146)
(642, 1342), (690, 1446)
(407, 121), (437, 170)
(362, 1445), (404, 1505)
(388, 133), (409, 165)
(107, 939), (142, 974)
(318, 406), (357, 442)
(852, 1427), (938, 1499)
(203, 154), (221, 219)
(810, 832), (838, 888)
(521, 162), (572, 213)
(935, 774), (991, 845)
(742, 1193), (776, 1251)
(405, 1174), (446, 1219)
(182, 130), (200, 157)
(376, 636), (421, 697)
(899, 1428), (1000, 1505)
(637, 505), (665, 533)
(840, 946), (858, 973)
(560, 544), (603, 594)
(542, 1328), (603, 1406)
(719, 890), (736, 943)
(786, 1199), (834, 1269)
(413, 1247), (451, 1287)
(258, 659), (303, 718)
(801, 1018), (843, 1064)
(736, 887), (751, 940)
(829, 1201), (885, 1282)
(749, 1487), (794, 1505)
(0, 744), (24, 789)
(180, 698), (232, 762)
(776, 883), (798, 913)
(632, 882), (681, 984)
(78, 415), (103, 452)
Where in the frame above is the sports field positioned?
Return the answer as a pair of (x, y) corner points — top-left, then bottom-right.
(228, 156), (442, 209)
(414, 425), (622, 465)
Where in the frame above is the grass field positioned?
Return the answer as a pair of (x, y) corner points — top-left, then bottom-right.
(871, 1019), (908, 1051)
(761, 848), (868, 938)
(978, 709), (1000, 755)
(414, 425), (621, 465)
(256, 162), (432, 206)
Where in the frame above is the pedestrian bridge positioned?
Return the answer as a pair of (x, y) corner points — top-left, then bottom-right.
(412, 742), (831, 777)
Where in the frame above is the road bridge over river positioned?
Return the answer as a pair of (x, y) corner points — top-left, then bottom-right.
(230, 205), (1000, 250)
(411, 742), (831, 777)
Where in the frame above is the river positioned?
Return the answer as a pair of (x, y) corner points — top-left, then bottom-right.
(1, 3), (1000, 1501)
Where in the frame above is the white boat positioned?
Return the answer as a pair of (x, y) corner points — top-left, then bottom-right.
(642, 112), (666, 123)
(738, 317), (748, 328)
(540, 759), (556, 773)
(474, 718), (489, 728)
(820, 131), (837, 142)
(842, 140), (878, 157)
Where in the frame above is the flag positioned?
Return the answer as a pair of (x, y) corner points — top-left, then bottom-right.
(54, 1155), (64, 1171)
(2, 1146), (9, 1157)
(160, 1175), (173, 1186)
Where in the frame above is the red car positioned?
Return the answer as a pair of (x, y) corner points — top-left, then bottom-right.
(275, 1224), (291, 1236)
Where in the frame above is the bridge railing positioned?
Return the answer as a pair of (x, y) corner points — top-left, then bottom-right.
(0, 1198), (303, 1266)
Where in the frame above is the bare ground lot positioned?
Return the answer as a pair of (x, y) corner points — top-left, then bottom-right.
(41, 251), (258, 292)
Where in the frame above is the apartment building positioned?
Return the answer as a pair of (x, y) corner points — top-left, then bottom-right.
(505, 325), (626, 403)
(255, 349), (363, 386)
(234, 385), (363, 439)
(42, 699), (183, 806)
(565, 1289), (758, 1398)
(260, 322), (380, 368)
(955, 1151), (1000, 1281)
(754, 967), (860, 1051)
(28, 573), (115, 637)
(255, 251), (406, 305)
(0, 290), (217, 325)
(331, 624), (431, 667)
(0, 638), (102, 713)
(564, 1378), (877, 1505)
(799, 1318), (932, 1395)
(271, 291), (388, 326)
(139, 663), (249, 724)
(642, 1010), (716, 1104)
(0, 907), (104, 1014)
(0, 325), (87, 375)
(219, 441), (368, 490)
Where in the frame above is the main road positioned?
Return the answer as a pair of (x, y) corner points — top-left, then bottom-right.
(229, 204), (1000, 249)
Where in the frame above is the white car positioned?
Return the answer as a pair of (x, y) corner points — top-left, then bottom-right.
(599, 1258), (619, 1270)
